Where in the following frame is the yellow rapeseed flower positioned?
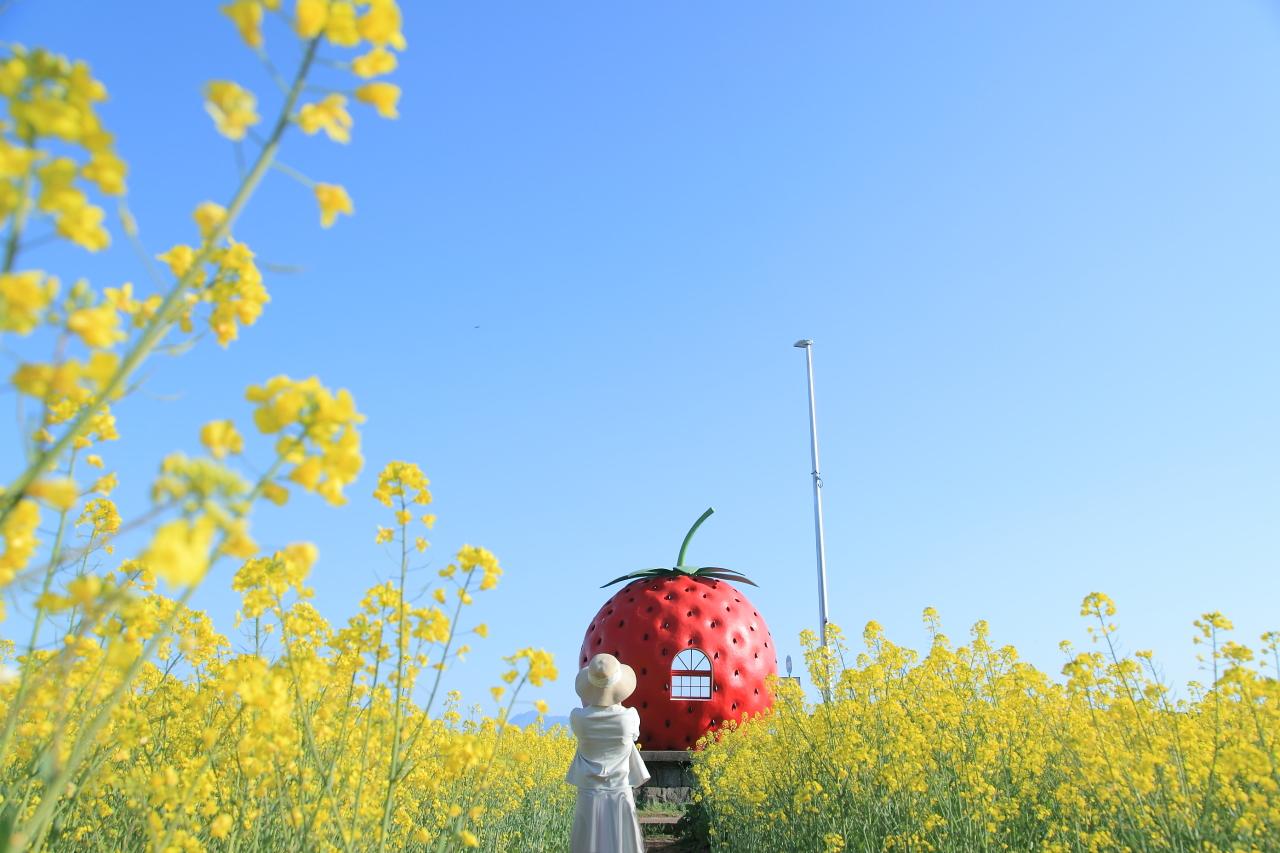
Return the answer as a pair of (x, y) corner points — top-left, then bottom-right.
(358, 0), (406, 50)
(351, 46), (397, 79)
(142, 516), (216, 586)
(81, 150), (127, 195)
(0, 271), (59, 334)
(54, 198), (110, 251)
(221, 0), (264, 47)
(156, 244), (197, 278)
(355, 82), (400, 119)
(210, 813), (234, 840)
(194, 201), (228, 241)
(28, 477), (79, 511)
(204, 81), (260, 141)
(66, 303), (124, 348)
(325, 2), (360, 46)
(0, 498), (41, 582)
(297, 94), (352, 143)
(200, 419), (244, 459)
(314, 182), (353, 227)
(262, 481), (289, 505)
(91, 471), (117, 496)
(76, 497), (121, 539)
(294, 0), (328, 38)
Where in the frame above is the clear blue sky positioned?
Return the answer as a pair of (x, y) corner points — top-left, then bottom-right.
(5, 1), (1279, 715)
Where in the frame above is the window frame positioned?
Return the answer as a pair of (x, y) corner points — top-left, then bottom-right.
(669, 648), (713, 701)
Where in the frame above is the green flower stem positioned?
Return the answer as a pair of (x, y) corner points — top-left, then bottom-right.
(346, 619), (386, 843)
(1, 138), (34, 274)
(271, 159), (316, 187)
(397, 577), (472, 779)
(0, 452), (77, 766)
(266, 602), (358, 853)
(376, 494), (413, 853)
(676, 507), (714, 567)
(297, 662), (362, 848)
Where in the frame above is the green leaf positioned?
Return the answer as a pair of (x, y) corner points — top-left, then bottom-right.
(695, 567), (753, 580)
(599, 568), (672, 588)
(695, 569), (759, 587)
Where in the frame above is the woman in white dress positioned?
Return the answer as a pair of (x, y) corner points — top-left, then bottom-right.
(565, 653), (651, 853)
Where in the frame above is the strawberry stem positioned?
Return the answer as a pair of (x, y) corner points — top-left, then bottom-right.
(676, 507), (715, 567)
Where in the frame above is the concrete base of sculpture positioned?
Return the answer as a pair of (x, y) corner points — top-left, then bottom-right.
(636, 750), (695, 807)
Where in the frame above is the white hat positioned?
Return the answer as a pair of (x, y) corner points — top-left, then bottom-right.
(575, 653), (637, 707)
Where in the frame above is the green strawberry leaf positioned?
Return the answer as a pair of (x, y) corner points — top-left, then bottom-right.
(695, 569), (759, 586)
(599, 568), (669, 588)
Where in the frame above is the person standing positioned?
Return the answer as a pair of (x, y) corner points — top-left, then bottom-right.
(565, 653), (651, 853)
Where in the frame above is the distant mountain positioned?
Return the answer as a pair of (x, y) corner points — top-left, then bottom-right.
(508, 709), (571, 729)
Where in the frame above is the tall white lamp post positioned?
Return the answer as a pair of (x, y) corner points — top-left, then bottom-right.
(793, 339), (830, 649)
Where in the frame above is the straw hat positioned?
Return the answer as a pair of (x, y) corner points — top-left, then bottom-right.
(575, 653), (637, 707)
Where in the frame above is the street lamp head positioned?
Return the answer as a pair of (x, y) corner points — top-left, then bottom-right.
(793, 339), (813, 348)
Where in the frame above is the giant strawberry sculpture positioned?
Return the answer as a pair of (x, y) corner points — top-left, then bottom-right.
(579, 508), (776, 750)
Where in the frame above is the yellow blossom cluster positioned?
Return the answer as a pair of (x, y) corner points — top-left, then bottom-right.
(373, 461), (436, 552)
(212, 0), (405, 229)
(246, 375), (365, 506)
(0, 270), (58, 334)
(200, 419), (244, 460)
(76, 496), (121, 549)
(502, 648), (558, 688)
(374, 459), (432, 508)
(155, 227), (270, 347)
(0, 497), (40, 591)
(690, 596), (1280, 853)
(0, 46), (124, 251)
(203, 80), (260, 141)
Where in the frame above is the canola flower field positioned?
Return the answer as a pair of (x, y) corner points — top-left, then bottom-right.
(692, 603), (1280, 853)
(2, 2), (1278, 851)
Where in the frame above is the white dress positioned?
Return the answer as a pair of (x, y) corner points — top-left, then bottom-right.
(565, 704), (651, 853)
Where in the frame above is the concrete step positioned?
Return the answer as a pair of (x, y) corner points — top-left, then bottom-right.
(637, 814), (680, 827)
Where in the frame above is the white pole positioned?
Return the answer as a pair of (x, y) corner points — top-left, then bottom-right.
(793, 339), (830, 649)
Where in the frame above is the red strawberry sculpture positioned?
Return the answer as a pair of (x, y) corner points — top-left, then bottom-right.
(579, 508), (777, 750)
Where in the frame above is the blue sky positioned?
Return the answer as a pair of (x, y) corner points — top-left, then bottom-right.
(5, 1), (1279, 715)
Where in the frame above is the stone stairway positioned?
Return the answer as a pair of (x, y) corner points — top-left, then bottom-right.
(635, 750), (697, 850)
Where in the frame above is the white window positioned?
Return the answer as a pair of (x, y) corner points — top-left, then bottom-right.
(670, 648), (712, 700)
